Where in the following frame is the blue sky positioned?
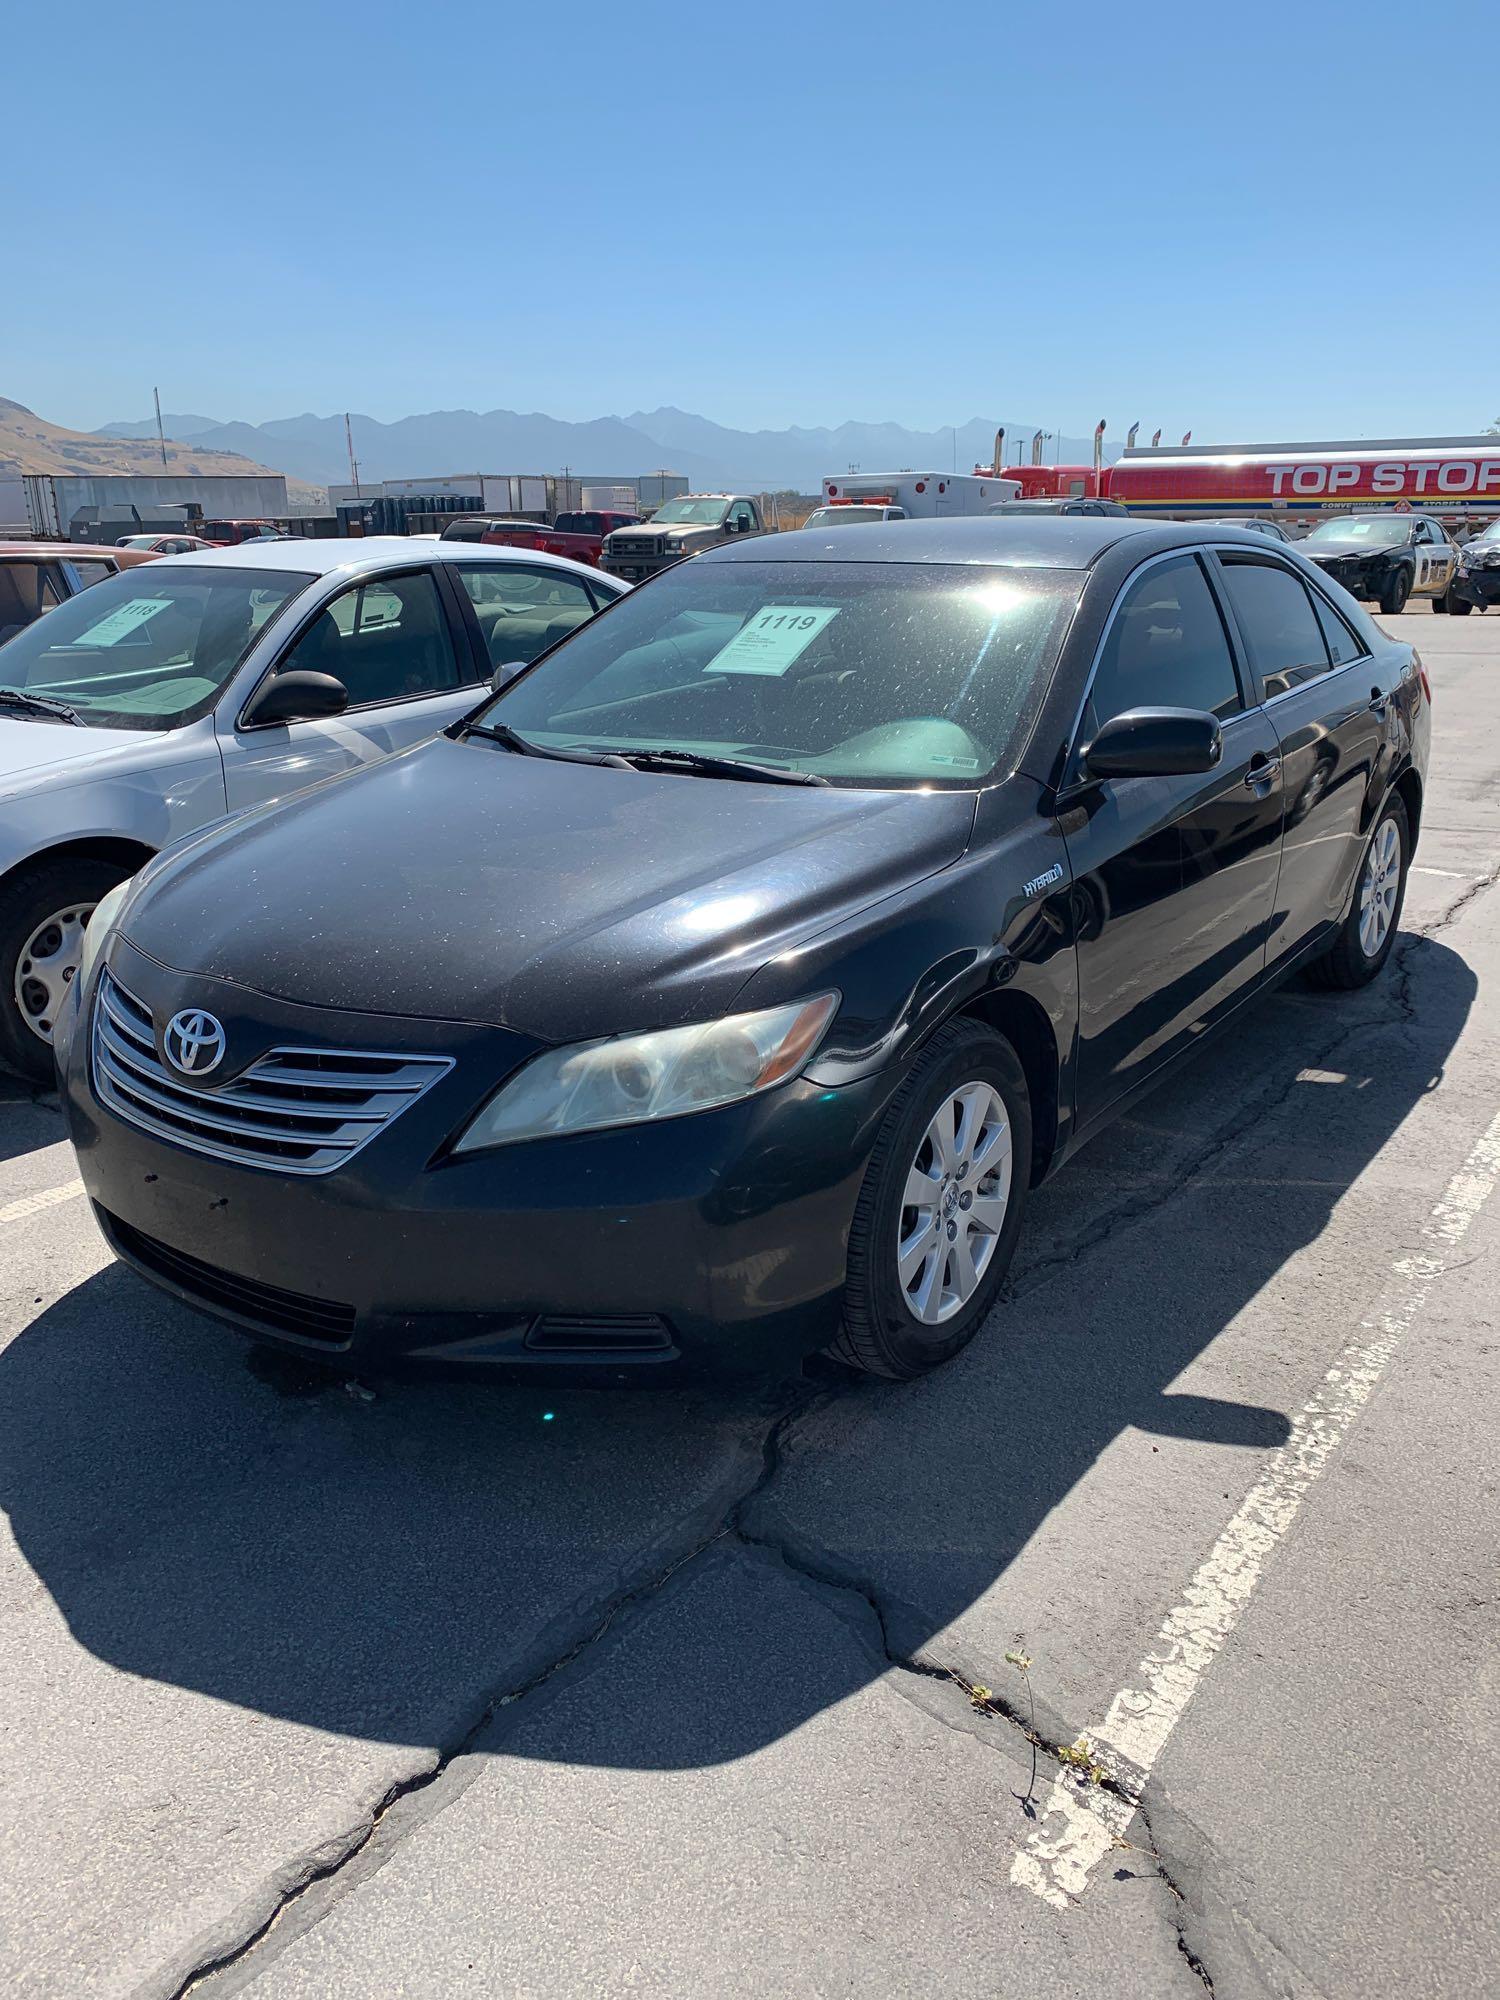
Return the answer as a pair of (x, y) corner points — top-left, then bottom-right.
(9, 1), (1495, 441)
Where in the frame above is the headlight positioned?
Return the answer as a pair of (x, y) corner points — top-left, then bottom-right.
(77, 879), (132, 994)
(451, 992), (839, 1154)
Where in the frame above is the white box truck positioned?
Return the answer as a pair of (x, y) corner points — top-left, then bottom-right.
(817, 470), (1020, 519)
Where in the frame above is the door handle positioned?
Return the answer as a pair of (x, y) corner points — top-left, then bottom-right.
(1243, 755), (1281, 789)
(1369, 691), (1391, 718)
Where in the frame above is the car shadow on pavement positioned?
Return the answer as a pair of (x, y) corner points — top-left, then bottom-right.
(0, 1073), (64, 1168)
(0, 937), (1475, 1771)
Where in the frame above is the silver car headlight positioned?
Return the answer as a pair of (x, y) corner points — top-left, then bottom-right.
(451, 992), (840, 1153)
(77, 879), (132, 994)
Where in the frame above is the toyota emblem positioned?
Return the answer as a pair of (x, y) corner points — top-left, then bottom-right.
(163, 1009), (226, 1077)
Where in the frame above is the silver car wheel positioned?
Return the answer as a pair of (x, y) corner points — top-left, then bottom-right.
(896, 1080), (1012, 1324)
(1357, 818), (1401, 959)
(13, 903), (94, 1045)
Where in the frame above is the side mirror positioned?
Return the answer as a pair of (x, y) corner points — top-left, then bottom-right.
(1084, 706), (1222, 780)
(242, 670), (349, 727)
(489, 659), (528, 692)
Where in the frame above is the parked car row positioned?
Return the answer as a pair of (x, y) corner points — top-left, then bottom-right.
(0, 539), (625, 1077)
(13, 515), (1427, 1387)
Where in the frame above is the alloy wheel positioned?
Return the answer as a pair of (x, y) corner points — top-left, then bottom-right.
(896, 1081), (1012, 1324)
(1358, 819), (1401, 958)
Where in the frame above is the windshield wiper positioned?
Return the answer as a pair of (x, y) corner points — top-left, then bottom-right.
(615, 748), (827, 786)
(464, 720), (633, 768)
(0, 687), (82, 724)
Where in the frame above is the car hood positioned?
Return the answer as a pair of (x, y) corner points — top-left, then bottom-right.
(0, 717), (173, 797)
(1304, 543), (1399, 561)
(120, 734), (978, 1040)
(613, 522), (722, 542)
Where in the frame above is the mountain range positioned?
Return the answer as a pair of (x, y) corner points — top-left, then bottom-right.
(98, 406), (1121, 495)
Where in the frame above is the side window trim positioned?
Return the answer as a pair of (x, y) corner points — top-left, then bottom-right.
(1060, 549), (1248, 791)
(431, 559), (493, 684)
(235, 563), (467, 729)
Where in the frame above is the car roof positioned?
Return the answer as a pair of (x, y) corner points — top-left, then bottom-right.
(0, 542), (158, 566)
(706, 515), (1196, 569)
(146, 535), (616, 581)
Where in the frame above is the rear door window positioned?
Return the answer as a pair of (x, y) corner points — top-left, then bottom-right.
(455, 563), (599, 670)
(1218, 557), (1332, 699)
(1309, 590), (1367, 667)
(0, 561), (62, 642)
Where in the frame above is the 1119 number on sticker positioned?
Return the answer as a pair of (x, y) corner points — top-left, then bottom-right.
(704, 604), (842, 677)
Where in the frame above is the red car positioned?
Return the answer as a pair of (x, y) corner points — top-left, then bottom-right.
(441, 510), (641, 569)
(197, 520), (288, 547)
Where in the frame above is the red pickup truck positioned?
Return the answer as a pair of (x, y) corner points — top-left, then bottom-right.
(443, 510), (641, 569)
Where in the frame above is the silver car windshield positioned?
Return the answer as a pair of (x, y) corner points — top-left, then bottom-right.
(479, 559), (1082, 789)
(0, 565), (314, 731)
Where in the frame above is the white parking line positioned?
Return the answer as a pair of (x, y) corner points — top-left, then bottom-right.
(1412, 865), (1469, 878)
(0, 1179), (85, 1227)
(1011, 1107), (1500, 1910)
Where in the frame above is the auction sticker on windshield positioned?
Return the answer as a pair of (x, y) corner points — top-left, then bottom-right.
(77, 599), (172, 646)
(705, 605), (840, 676)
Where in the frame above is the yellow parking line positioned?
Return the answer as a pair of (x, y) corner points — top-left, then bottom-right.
(0, 1180), (86, 1227)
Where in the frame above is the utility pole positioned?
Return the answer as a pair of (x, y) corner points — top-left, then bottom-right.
(153, 387), (168, 470)
(344, 413), (361, 498)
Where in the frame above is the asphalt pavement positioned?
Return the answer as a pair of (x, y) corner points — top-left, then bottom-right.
(2, 605), (1497, 1999)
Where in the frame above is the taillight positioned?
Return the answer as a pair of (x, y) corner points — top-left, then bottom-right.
(1419, 666), (1432, 705)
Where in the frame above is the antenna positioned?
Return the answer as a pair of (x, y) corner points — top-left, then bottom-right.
(345, 413), (361, 498)
(153, 387), (168, 470)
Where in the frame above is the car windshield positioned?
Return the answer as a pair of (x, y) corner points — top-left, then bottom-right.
(1301, 518), (1410, 549)
(117, 536), (159, 548)
(1471, 520), (1500, 544)
(476, 559), (1081, 788)
(650, 498), (730, 526)
(0, 565), (314, 730)
(804, 506), (889, 527)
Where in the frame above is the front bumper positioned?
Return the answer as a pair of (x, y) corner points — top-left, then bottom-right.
(599, 546), (689, 582)
(61, 939), (891, 1381)
(1454, 564), (1500, 607)
(1307, 558), (1388, 601)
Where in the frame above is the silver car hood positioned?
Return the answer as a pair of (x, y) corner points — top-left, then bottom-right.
(0, 717), (175, 799)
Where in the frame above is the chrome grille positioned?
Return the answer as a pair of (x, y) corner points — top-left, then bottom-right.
(91, 971), (453, 1175)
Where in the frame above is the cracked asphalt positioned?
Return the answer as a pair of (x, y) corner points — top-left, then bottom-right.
(3, 609), (1498, 2000)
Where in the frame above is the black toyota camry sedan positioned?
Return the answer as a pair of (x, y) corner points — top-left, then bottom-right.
(56, 518), (1429, 1383)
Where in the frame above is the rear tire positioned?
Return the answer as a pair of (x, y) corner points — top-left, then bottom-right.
(0, 857), (127, 1082)
(1306, 795), (1409, 992)
(1379, 568), (1411, 615)
(831, 1019), (1031, 1380)
(1448, 591), (1473, 616)
(1429, 593), (1448, 613)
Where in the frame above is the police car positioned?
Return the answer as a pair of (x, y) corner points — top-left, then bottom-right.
(1297, 512), (1461, 614)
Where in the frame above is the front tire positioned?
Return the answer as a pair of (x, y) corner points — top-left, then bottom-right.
(832, 1019), (1031, 1379)
(1306, 795), (1409, 992)
(0, 857), (127, 1081)
(1379, 567), (1412, 615)
(1447, 590), (1473, 616)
